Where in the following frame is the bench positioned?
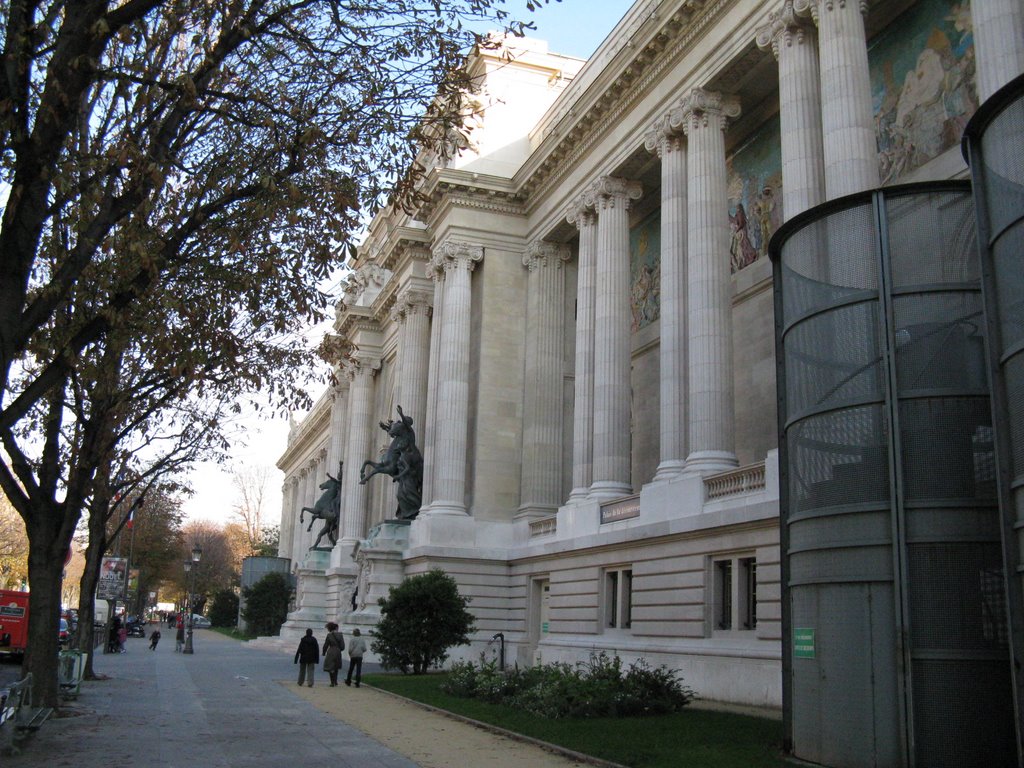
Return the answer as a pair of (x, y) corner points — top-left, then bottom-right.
(1, 674), (53, 755)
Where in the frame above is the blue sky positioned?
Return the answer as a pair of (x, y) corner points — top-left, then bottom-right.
(507, 0), (631, 59)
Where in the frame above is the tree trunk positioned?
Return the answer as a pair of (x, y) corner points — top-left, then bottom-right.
(24, 503), (75, 708)
(78, 476), (113, 679)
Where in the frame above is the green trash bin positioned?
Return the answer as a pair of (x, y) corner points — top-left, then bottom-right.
(58, 649), (84, 699)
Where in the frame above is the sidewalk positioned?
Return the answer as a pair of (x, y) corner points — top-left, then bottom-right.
(4, 629), (591, 768)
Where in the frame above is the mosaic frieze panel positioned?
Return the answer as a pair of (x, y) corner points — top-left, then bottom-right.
(629, 210), (661, 332)
(870, 0), (976, 185)
(727, 115), (783, 275)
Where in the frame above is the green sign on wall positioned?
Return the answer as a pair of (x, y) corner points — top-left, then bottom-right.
(794, 627), (815, 659)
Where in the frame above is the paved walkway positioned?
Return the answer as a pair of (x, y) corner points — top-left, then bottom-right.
(3, 630), (592, 768)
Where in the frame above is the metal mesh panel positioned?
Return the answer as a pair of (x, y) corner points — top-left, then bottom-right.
(911, 659), (1016, 768)
(780, 202), (878, 327)
(899, 398), (995, 502)
(981, 97), (1024, 238)
(907, 542), (1007, 650)
(992, 220), (1024, 351)
(886, 192), (979, 288)
(1007, 354), (1024, 477)
(892, 294), (987, 394)
(787, 406), (890, 516)
(784, 301), (883, 418)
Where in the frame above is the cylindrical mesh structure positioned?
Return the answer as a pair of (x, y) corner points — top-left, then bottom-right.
(771, 183), (1015, 768)
(964, 72), (1024, 760)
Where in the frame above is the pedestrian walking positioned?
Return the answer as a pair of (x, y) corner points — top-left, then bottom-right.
(322, 622), (345, 687)
(149, 628), (162, 650)
(294, 628), (319, 687)
(175, 616), (185, 652)
(345, 628), (367, 688)
(117, 624), (128, 653)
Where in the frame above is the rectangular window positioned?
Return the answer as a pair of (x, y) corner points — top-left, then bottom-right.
(605, 567), (633, 630)
(712, 555), (757, 634)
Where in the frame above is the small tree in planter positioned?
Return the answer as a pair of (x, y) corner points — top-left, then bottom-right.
(372, 570), (475, 674)
(241, 572), (291, 637)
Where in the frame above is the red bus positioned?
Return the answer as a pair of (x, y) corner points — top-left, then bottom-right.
(0, 590), (29, 658)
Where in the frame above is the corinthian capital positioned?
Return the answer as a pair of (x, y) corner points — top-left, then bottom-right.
(566, 194), (597, 230)
(522, 241), (572, 271)
(672, 88), (742, 135)
(587, 176), (643, 212)
(644, 112), (685, 157)
(431, 239), (484, 274)
(756, 1), (816, 59)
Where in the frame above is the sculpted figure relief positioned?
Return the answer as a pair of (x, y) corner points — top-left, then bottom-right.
(300, 464), (342, 548)
(359, 406), (423, 520)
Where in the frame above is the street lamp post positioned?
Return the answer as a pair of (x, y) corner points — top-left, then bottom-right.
(182, 545), (202, 654)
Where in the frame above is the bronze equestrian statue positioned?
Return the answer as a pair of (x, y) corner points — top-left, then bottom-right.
(300, 464), (342, 548)
(359, 406), (423, 520)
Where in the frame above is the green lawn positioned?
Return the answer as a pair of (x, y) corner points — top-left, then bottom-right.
(363, 672), (790, 768)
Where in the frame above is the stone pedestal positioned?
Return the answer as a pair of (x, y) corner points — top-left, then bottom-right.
(279, 549), (331, 642)
(344, 521), (411, 629)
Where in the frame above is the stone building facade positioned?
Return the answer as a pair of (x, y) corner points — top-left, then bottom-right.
(272, 0), (1024, 709)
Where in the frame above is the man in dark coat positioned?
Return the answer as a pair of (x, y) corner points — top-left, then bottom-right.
(294, 628), (319, 687)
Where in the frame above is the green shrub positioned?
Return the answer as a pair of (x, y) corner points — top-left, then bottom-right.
(372, 569), (475, 674)
(241, 571), (291, 636)
(442, 652), (694, 718)
(208, 589), (240, 627)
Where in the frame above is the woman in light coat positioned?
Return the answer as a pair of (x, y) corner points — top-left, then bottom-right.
(322, 622), (346, 687)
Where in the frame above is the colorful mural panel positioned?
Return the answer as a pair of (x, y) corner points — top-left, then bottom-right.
(726, 115), (783, 275)
(629, 210), (660, 332)
(870, 0), (976, 185)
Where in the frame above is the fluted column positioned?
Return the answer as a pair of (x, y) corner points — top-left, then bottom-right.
(645, 113), (688, 482)
(589, 176), (642, 500)
(680, 88), (741, 474)
(429, 240), (483, 516)
(295, 464), (316, 557)
(567, 198), (597, 501)
(394, 287), (433, 433)
(339, 353), (380, 546)
(278, 477), (298, 560)
(326, 379), (348, 481)
(972, 0), (1024, 101)
(519, 241), (571, 517)
(420, 265), (445, 511)
(757, 1), (825, 219)
(796, 0), (878, 198)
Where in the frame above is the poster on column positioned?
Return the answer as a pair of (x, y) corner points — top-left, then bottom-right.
(97, 557), (128, 601)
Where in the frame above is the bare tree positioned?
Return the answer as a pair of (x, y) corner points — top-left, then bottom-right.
(231, 466), (272, 557)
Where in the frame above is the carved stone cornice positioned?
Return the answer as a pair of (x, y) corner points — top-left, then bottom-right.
(431, 239), (484, 274)
(380, 237), (432, 272)
(673, 88), (742, 135)
(756, 0), (816, 59)
(333, 305), (381, 339)
(415, 172), (525, 223)
(523, 241), (572, 271)
(520, 0), (733, 203)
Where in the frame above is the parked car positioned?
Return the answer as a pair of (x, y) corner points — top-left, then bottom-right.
(58, 618), (70, 647)
(191, 614), (211, 629)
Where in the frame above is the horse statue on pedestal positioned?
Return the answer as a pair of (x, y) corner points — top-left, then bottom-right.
(359, 405), (423, 520)
(300, 464), (342, 548)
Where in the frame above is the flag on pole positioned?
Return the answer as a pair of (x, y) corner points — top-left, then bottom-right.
(125, 508), (134, 530)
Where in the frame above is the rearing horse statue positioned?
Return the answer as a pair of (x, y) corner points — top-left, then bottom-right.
(359, 406), (423, 520)
(300, 464), (342, 548)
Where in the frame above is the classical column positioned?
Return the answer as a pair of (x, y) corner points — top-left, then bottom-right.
(519, 240), (571, 518)
(420, 264), (445, 511)
(757, 1), (826, 219)
(428, 240), (483, 515)
(294, 464), (315, 559)
(589, 176), (642, 500)
(326, 379), (348, 481)
(972, 0), (1024, 101)
(394, 287), (433, 434)
(278, 477), (298, 560)
(339, 353), (380, 546)
(645, 113), (688, 482)
(567, 198), (597, 501)
(680, 88), (741, 474)
(795, 0), (878, 198)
